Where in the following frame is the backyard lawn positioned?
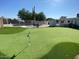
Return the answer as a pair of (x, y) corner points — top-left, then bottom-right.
(0, 27), (79, 59)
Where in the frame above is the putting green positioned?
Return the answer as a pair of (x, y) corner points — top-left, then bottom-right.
(0, 27), (79, 59)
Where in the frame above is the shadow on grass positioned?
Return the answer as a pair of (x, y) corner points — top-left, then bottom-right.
(48, 26), (79, 30)
(0, 27), (26, 34)
(0, 51), (10, 59)
(40, 42), (79, 59)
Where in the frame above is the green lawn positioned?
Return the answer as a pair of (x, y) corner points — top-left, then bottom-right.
(0, 27), (79, 59)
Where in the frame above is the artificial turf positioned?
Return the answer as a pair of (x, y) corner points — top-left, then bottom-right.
(0, 27), (79, 59)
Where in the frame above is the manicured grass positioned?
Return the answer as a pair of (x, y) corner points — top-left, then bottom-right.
(0, 27), (79, 59)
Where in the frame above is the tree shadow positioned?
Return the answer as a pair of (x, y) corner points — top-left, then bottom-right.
(0, 27), (26, 34)
(0, 51), (10, 59)
(40, 42), (79, 59)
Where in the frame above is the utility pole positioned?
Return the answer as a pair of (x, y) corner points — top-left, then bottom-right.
(32, 6), (36, 20)
(32, 6), (39, 28)
(32, 6), (36, 26)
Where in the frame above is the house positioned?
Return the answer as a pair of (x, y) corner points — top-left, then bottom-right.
(48, 19), (56, 26)
(75, 18), (79, 26)
(48, 16), (70, 27)
(59, 16), (69, 26)
(75, 14), (79, 26)
(48, 16), (78, 27)
(0, 17), (14, 27)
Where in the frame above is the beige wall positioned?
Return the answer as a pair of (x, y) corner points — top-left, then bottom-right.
(25, 20), (48, 25)
(0, 18), (3, 27)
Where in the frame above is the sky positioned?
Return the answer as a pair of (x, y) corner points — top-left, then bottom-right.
(0, 0), (79, 19)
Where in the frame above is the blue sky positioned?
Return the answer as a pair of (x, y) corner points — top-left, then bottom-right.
(0, 0), (79, 19)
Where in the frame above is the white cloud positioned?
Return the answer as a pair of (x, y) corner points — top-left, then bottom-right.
(53, 0), (62, 3)
(47, 0), (64, 6)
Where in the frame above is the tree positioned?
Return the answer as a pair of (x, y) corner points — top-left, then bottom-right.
(36, 12), (46, 21)
(46, 18), (55, 21)
(18, 8), (46, 21)
(12, 18), (19, 24)
(18, 8), (32, 21)
(7, 18), (12, 24)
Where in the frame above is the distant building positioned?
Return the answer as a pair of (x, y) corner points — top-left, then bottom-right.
(48, 16), (78, 27)
(59, 16), (68, 26)
(75, 18), (79, 26)
(77, 13), (79, 18)
(56, 16), (70, 27)
(76, 13), (79, 26)
(48, 19), (56, 26)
